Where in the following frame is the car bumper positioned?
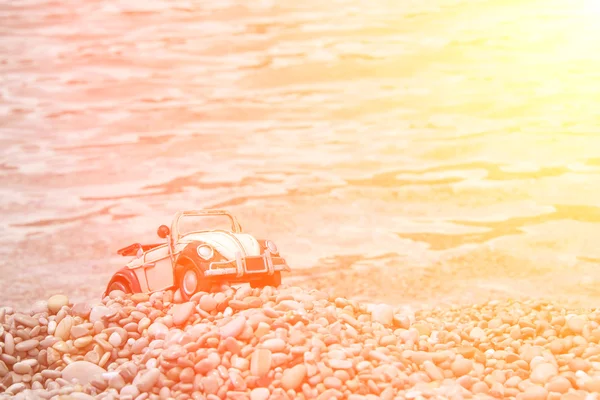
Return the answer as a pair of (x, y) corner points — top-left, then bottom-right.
(204, 250), (290, 278)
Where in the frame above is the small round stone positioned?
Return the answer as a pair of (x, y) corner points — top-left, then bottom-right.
(521, 385), (548, 400)
(530, 362), (558, 384)
(172, 302), (195, 326)
(568, 317), (586, 334)
(148, 322), (169, 339)
(136, 368), (160, 392)
(179, 367), (194, 383)
(281, 364), (307, 390)
(121, 384), (140, 397)
(109, 332), (123, 347)
(13, 361), (33, 375)
(62, 361), (107, 385)
(251, 349), (272, 377)
(47, 294), (69, 314)
(71, 302), (92, 318)
(261, 338), (286, 352)
(131, 293), (149, 303)
(371, 304), (393, 325)
(545, 376), (571, 394)
(89, 306), (111, 324)
(328, 359), (353, 370)
(469, 327), (486, 340)
(323, 376), (343, 390)
(220, 316), (246, 339)
(199, 295), (217, 312)
(250, 387), (270, 400)
(15, 339), (39, 352)
(451, 357), (473, 377)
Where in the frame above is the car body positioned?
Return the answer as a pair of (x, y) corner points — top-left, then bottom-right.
(104, 210), (290, 299)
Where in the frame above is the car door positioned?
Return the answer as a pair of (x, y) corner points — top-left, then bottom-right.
(143, 245), (175, 292)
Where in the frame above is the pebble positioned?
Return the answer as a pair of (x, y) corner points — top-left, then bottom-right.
(62, 361), (107, 385)
(172, 302), (195, 326)
(584, 377), (600, 392)
(412, 322), (431, 336)
(469, 327), (486, 340)
(132, 337), (149, 354)
(323, 376), (343, 390)
(13, 361), (33, 375)
(74, 336), (93, 348)
(5, 287), (600, 400)
(254, 322), (270, 338)
(71, 303), (92, 318)
(281, 364), (307, 390)
(0, 360), (8, 377)
(546, 376), (571, 393)
(109, 332), (123, 347)
(530, 362), (558, 384)
(371, 304), (393, 326)
(328, 359), (353, 370)
(568, 317), (586, 334)
(70, 325), (90, 339)
(131, 293), (149, 303)
(89, 306), (111, 324)
(14, 314), (38, 328)
(4, 332), (15, 355)
(6, 383), (26, 395)
(47, 294), (69, 314)
(121, 384), (140, 397)
(180, 367), (194, 383)
(261, 338), (286, 352)
(521, 385), (548, 400)
(109, 373), (126, 391)
(251, 349), (272, 377)
(451, 358), (473, 377)
(148, 322), (168, 339)
(136, 368), (160, 392)
(55, 316), (74, 341)
(569, 358), (591, 372)
(15, 339), (39, 352)
(221, 316), (247, 339)
(199, 295), (217, 312)
(250, 388), (270, 400)
(423, 361), (444, 381)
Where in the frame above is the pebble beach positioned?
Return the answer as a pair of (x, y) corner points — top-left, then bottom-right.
(2, 285), (600, 399)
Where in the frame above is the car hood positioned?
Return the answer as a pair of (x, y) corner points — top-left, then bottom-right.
(180, 231), (261, 261)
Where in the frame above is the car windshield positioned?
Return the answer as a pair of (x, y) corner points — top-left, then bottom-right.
(177, 214), (239, 236)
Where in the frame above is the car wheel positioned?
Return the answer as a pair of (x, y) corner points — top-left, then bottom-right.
(250, 271), (282, 289)
(270, 271), (282, 287)
(176, 264), (211, 300)
(108, 279), (132, 294)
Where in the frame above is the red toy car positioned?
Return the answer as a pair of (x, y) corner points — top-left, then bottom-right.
(104, 210), (290, 300)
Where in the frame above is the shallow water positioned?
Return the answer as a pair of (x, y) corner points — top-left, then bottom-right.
(2, 0), (600, 309)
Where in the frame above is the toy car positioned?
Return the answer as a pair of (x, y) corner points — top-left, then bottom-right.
(104, 210), (290, 300)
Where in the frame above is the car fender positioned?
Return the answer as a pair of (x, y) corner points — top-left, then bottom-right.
(104, 267), (142, 297)
(174, 241), (208, 273)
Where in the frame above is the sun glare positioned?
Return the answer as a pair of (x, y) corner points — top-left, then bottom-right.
(583, 0), (600, 12)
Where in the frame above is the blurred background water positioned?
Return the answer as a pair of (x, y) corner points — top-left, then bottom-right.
(2, 0), (600, 310)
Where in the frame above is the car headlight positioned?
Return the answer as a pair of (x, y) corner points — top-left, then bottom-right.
(197, 244), (214, 260)
(265, 240), (278, 254)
